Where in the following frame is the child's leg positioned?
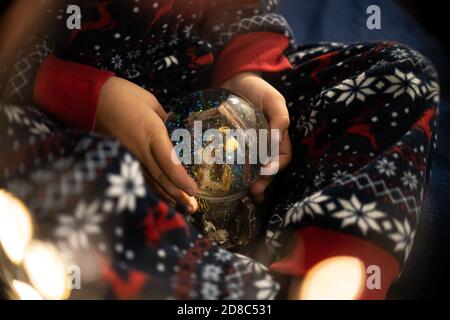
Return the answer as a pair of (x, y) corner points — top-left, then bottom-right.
(0, 102), (279, 300)
(264, 41), (439, 295)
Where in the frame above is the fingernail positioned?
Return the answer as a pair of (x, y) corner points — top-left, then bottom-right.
(185, 188), (196, 196)
(186, 205), (195, 214)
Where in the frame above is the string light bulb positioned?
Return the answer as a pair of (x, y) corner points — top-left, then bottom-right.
(299, 256), (365, 300)
(12, 280), (43, 300)
(0, 190), (33, 264)
(23, 240), (71, 300)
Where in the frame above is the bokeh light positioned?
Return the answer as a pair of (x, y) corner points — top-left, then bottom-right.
(299, 256), (365, 300)
(0, 190), (33, 264)
(23, 240), (71, 300)
(12, 280), (43, 300)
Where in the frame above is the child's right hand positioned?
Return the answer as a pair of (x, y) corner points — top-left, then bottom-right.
(96, 76), (198, 213)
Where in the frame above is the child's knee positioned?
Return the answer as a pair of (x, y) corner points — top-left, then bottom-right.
(375, 42), (437, 80)
(366, 42), (439, 109)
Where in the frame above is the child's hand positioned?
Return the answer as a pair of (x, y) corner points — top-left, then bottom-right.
(222, 72), (292, 202)
(96, 76), (198, 213)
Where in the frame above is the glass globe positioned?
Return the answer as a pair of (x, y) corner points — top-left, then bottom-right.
(165, 89), (270, 248)
(166, 89), (270, 199)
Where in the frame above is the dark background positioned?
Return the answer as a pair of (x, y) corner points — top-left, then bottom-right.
(0, 2), (9, 16)
(1, 1), (448, 53)
(397, 0), (449, 57)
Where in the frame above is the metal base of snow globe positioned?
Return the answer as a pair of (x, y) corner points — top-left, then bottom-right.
(166, 89), (271, 249)
(187, 191), (258, 249)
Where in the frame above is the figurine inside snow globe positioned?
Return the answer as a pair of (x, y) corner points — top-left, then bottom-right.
(165, 89), (271, 248)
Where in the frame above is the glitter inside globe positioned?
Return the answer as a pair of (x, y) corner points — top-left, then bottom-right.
(166, 89), (270, 199)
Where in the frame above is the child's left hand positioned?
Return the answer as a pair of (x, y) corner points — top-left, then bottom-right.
(222, 72), (292, 202)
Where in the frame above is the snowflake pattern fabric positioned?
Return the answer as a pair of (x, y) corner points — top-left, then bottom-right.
(0, 1), (439, 299)
(265, 42), (439, 264)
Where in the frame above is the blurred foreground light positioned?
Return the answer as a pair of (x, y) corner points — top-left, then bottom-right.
(299, 256), (365, 300)
(0, 190), (33, 264)
(23, 240), (71, 300)
(12, 280), (43, 300)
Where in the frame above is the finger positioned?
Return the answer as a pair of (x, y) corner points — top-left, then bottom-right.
(149, 121), (198, 196)
(140, 147), (198, 213)
(145, 171), (177, 206)
(260, 138), (291, 176)
(257, 133), (291, 192)
(253, 190), (268, 202)
(153, 170), (198, 214)
(145, 92), (168, 120)
(151, 182), (177, 207)
(250, 176), (274, 201)
(278, 132), (292, 171)
(262, 89), (290, 134)
(153, 101), (168, 121)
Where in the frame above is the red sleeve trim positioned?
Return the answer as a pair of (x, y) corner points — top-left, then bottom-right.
(33, 55), (115, 130)
(270, 226), (400, 299)
(210, 32), (293, 88)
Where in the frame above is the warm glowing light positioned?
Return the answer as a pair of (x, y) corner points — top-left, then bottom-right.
(0, 190), (33, 264)
(12, 280), (43, 300)
(23, 240), (71, 300)
(299, 256), (365, 300)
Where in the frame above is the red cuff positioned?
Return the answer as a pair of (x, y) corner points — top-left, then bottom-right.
(33, 55), (115, 130)
(270, 226), (400, 299)
(210, 32), (293, 88)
